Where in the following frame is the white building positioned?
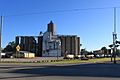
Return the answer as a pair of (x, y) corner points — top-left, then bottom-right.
(42, 21), (61, 57)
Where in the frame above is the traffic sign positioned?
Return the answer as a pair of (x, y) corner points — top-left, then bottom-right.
(16, 45), (20, 51)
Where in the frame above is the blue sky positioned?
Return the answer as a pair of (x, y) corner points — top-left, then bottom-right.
(0, 0), (120, 51)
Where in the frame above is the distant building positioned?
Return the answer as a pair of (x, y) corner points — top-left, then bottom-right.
(15, 21), (80, 57)
(93, 50), (102, 54)
(93, 49), (111, 54)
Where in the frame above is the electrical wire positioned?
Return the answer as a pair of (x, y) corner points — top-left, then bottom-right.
(3, 7), (118, 17)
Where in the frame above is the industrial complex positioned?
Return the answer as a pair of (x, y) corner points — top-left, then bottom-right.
(15, 21), (80, 57)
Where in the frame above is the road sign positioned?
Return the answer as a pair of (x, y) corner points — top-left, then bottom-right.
(16, 45), (20, 51)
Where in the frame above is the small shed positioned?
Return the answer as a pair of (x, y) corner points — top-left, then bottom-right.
(19, 51), (35, 58)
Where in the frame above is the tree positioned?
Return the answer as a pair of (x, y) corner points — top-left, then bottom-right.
(87, 51), (93, 55)
(101, 47), (107, 54)
(8, 41), (16, 48)
(81, 48), (88, 55)
(3, 41), (16, 52)
(116, 49), (120, 56)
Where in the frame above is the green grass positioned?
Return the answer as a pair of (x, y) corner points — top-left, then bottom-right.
(51, 58), (120, 64)
(0, 58), (120, 64)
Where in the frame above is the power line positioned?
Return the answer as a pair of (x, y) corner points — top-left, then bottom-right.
(3, 7), (119, 17)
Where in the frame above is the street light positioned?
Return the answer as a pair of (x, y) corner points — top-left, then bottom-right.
(112, 7), (117, 64)
(0, 16), (3, 61)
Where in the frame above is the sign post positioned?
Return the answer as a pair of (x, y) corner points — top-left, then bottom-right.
(16, 45), (20, 58)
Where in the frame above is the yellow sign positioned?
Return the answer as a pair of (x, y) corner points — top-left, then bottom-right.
(16, 45), (20, 51)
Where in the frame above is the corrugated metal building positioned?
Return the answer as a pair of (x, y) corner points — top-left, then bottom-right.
(15, 36), (40, 56)
(59, 35), (80, 57)
(37, 36), (43, 57)
(15, 21), (80, 57)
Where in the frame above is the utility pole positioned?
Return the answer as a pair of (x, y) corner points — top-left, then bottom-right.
(0, 16), (3, 61)
(113, 7), (117, 64)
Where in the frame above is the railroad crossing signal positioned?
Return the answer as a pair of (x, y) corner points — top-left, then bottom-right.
(116, 41), (120, 44)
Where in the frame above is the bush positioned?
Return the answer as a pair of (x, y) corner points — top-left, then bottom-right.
(12, 53), (24, 58)
(81, 57), (89, 60)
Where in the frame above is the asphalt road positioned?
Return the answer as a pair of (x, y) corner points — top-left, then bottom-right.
(0, 63), (120, 80)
